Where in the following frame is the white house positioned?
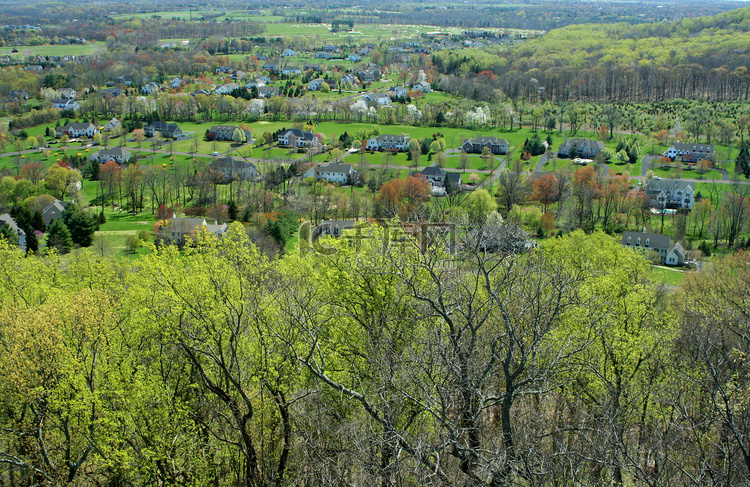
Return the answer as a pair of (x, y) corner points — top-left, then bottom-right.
(363, 93), (392, 107)
(663, 142), (715, 163)
(307, 162), (356, 184)
(52, 99), (80, 111)
(644, 179), (695, 210)
(214, 83), (240, 95)
(56, 122), (98, 138)
(366, 134), (410, 152)
(277, 128), (319, 148)
(97, 147), (131, 164)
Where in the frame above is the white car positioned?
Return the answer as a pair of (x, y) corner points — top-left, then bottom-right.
(212, 151), (219, 156)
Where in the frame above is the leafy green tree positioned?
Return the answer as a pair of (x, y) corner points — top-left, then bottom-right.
(62, 206), (98, 247)
(0, 222), (18, 246)
(463, 188), (497, 225)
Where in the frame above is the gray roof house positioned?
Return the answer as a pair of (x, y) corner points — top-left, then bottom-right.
(278, 128), (319, 148)
(320, 219), (356, 237)
(643, 179), (695, 210)
(97, 147), (131, 164)
(622, 230), (685, 265)
(366, 134), (410, 152)
(0, 213), (26, 250)
(56, 122), (98, 138)
(163, 217), (228, 247)
(557, 138), (605, 159)
(461, 137), (509, 155)
(208, 125), (243, 141)
(209, 157), (258, 182)
(42, 199), (68, 226)
(664, 142), (715, 162)
(306, 163), (356, 184)
(144, 121), (182, 139)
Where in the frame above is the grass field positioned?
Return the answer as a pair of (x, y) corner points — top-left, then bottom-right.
(649, 265), (687, 287)
(0, 43), (104, 58)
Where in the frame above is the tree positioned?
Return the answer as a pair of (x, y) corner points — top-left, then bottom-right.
(459, 149), (470, 173)
(531, 173), (558, 213)
(736, 140), (750, 178)
(46, 219), (73, 253)
(463, 188), (497, 225)
(62, 206), (98, 247)
(496, 167), (528, 213)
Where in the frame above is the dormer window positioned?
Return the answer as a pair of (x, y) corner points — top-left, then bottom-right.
(637, 237), (641, 246)
(627, 237), (632, 245)
(645, 239), (650, 247)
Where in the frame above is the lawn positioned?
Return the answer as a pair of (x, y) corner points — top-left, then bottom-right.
(0, 43), (104, 58)
(649, 265), (687, 287)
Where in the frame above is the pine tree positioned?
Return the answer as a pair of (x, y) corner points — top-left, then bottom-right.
(46, 219), (73, 254)
(736, 141), (750, 178)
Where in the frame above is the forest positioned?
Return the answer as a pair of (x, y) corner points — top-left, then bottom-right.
(1, 226), (749, 486)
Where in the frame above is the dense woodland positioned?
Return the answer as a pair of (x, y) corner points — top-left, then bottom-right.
(1, 227), (750, 486)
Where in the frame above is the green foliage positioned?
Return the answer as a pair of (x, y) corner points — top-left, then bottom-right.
(267, 211), (299, 246)
(46, 218), (73, 253)
(736, 140), (750, 178)
(0, 223), (18, 246)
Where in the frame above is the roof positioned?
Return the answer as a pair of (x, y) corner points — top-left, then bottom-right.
(61, 122), (94, 131)
(170, 217), (206, 234)
(422, 166), (447, 177)
(644, 178), (695, 194)
(99, 147), (131, 157)
(621, 231), (671, 249)
(281, 128), (315, 141)
(0, 214), (23, 236)
(464, 136), (509, 145)
(209, 125), (238, 132)
(146, 121), (181, 134)
(671, 142), (715, 153)
(42, 200), (68, 225)
(210, 156), (257, 173)
(317, 162), (353, 174)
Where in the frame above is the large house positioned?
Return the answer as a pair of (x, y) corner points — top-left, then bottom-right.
(557, 138), (605, 158)
(621, 230), (686, 266)
(97, 147), (131, 165)
(104, 118), (122, 132)
(320, 219), (356, 237)
(366, 134), (410, 152)
(663, 142), (715, 162)
(209, 157), (258, 182)
(52, 99), (80, 111)
(643, 179), (695, 210)
(144, 121), (182, 139)
(415, 167), (460, 190)
(214, 83), (240, 95)
(56, 122), (98, 138)
(461, 137), (509, 155)
(277, 128), (319, 148)
(208, 125), (244, 141)
(42, 199), (68, 227)
(363, 93), (392, 107)
(307, 162), (356, 184)
(162, 217), (228, 247)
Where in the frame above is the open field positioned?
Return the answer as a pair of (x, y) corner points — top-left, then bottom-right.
(0, 43), (104, 58)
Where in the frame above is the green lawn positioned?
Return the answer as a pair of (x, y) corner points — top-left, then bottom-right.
(0, 43), (104, 58)
(649, 265), (686, 287)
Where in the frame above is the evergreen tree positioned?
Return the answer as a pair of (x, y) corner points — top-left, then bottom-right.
(0, 223), (18, 246)
(46, 219), (73, 254)
(24, 227), (38, 254)
(736, 141), (750, 178)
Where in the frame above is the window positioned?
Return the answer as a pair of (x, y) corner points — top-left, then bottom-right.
(637, 237), (641, 246)
(627, 237), (631, 244)
(645, 239), (650, 247)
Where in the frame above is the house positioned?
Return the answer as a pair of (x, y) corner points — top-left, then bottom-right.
(141, 82), (161, 95)
(323, 45), (340, 53)
(282, 49), (296, 57)
(58, 88), (76, 99)
(163, 217), (228, 247)
(56, 122), (98, 138)
(98, 87), (123, 99)
(97, 147), (131, 164)
(412, 81), (432, 93)
(117, 75), (134, 86)
(467, 223), (533, 254)
(366, 134), (410, 152)
(304, 63), (323, 72)
(52, 99), (80, 111)
(666, 242), (686, 266)
(257, 76), (271, 84)
(461, 137), (510, 155)
(232, 70), (246, 80)
(308, 79), (326, 91)
(389, 86), (407, 97)
(144, 121), (182, 139)
(281, 67), (302, 76)
(0, 213), (26, 250)
(104, 118), (121, 132)
(340, 74), (359, 86)
(363, 93), (392, 107)
(320, 219), (355, 237)
(644, 179), (695, 210)
(209, 157), (258, 182)
(622, 230), (685, 265)
(256, 54), (268, 61)
(263, 63), (279, 72)
(348, 54), (362, 62)
(42, 199), (68, 226)
(258, 86), (279, 98)
(358, 66), (381, 81)
(557, 138), (605, 158)
(315, 52), (333, 60)
(420, 166), (447, 187)
(309, 162), (356, 184)
(664, 142), (715, 162)
(216, 66), (233, 74)
(8, 89), (29, 100)
(214, 83), (240, 95)
(277, 128), (319, 148)
(170, 78), (182, 89)
(208, 125), (243, 141)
